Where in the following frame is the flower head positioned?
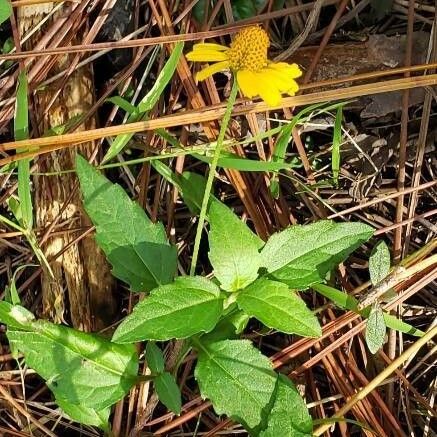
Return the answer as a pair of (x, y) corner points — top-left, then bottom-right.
(186, 26), (302, 106)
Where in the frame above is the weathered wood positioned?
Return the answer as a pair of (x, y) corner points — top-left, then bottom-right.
(18, 3), (115, 331)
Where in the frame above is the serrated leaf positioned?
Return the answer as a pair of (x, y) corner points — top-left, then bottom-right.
(237, 278), (321, 337)
(260, 374), (312, 437)
(112, 276), (223, 342)
(261, 220), (373, 289)
(155, 372), (181, 414)
(209, 201), (263, 291)
(5, 313), (138, 410)
(365, 305), (386, 354)
(0, 0), (12, 25)
(56, 398), (110, 431)
(369, 241), (390, 285)
(145, 342), (165, 374)
(195, 339), (277, 430)
(76, 155), (177, 292)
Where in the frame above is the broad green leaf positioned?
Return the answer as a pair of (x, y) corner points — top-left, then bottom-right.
(76, 155), (177, 292)
(237, 278), (321, 337)
(369, 241), (390, 285)
(146, 342), (165, 374)
(0, 0), (12, 25)
(365, 305), (386, 354)
(56, 398), (110, 431)
(332, 106), (342, 185)
(195, 339), (277, 430)
(178, 171), (210, 215)
(6, 314), (138, 410)
(102, 42), (183, 162)
(260, 374), (313, 437)
(155, 372), (181, 414)
(15, 70), (33, 230)
(112, 276), (223, 343)
(208, 201), (263, 291)
(261, 220), (373, 289)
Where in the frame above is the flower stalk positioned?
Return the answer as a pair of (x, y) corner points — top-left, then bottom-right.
(190, 79), (239, 275)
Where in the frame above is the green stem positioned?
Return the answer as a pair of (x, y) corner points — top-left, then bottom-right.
(190, 79), (239, 276)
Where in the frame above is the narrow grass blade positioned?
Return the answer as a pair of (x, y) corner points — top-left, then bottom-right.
(15, 71), (33, 230)
(332, 106), (343, 186)
(102, 42), (184, 163)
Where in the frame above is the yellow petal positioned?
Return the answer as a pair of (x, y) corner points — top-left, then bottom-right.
(269, 62), (303, 79)
(236, 69), (258, 98)
(286, 80), (299, 96)
(196, 61), (230, 81)
(256, 71), (281, 106)
(262, 67), (292, 93)
(192, 42), (229, 51)
(186, 49), (229, 62)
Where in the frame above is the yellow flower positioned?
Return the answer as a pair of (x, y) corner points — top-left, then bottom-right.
(186, 26), (302, 107)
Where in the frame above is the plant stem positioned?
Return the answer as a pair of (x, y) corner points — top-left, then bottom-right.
(189, 79), (239, 275)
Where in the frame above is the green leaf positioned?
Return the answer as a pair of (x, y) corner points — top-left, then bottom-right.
(208, 201), (263, 291)
(312, 284), (423, 337)
(15, 70), (33, 230)
(383, 313), (423, 337)
(5, 312), (138, 410)
(102, 42), (183, 162)
(369, 241), (390, 285)
(146, 342), (165, 374)
(112, 276), (223, 343)
(76, 155), (177, 292)
(178, 171), (210, 215)
(195, 339), (277, 430)
(0, 301), (35, 330)
(332, 106), (342, 185)
(270, 101), (348, 198)
(105, 96), (137, 114)
(232, 0), (266, 19)
(260, 374), (313, 437)
(138, 42), (183, 113)
(0, 0), (12, 25)
(155, 372), (181, 414)
(365, 305), (386, 354)
(312, 283), (358, 311)
(237, 278), (321, 337)
(56, 398), (110, 431)
(261, 220), (373, 289)
(201, 308), (250, 342)
(195, 151), (297, 172)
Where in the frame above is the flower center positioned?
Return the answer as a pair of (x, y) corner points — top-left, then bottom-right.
(227, 26), (270, 72)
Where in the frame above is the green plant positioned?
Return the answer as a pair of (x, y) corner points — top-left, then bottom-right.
(0, 155), (424, 433)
